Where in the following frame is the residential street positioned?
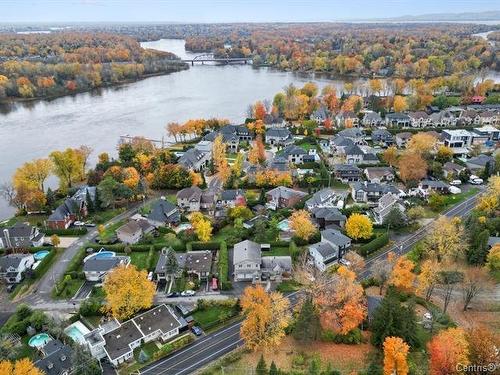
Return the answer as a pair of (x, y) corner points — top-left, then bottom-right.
(138, 189), (484, 375)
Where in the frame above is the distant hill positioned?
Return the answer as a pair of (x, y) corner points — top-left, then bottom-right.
(362, 10), (500, 22)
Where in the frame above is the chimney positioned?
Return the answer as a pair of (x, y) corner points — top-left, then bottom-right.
(3, 229), (11, 249)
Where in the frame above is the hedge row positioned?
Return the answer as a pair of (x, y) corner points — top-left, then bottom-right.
(65, 247), (87, 275)
(359, 232), (390, 257)
(190, 241), (222, 250)
(45, 227), (88, 236)
(85, 243), (187, 252)
(34, 249), (58, 278)
(218, 241), (230, 290)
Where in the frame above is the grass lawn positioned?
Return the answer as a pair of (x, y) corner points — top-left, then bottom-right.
(441, 187), (479, 210)
(0, 214), (48, 228)
(212, 225), (237, 243)
(89, 208), (125, 224)
(298, 143), (316, 151)
(172, 276), (187, 292)
(99, 220), (125, 242)
(262, 247), (290, 256)
(52, 278), (85, 300)
(90, 286), (106, 300)
(276, 279), (301, 293)
(192, 305), (239, 330)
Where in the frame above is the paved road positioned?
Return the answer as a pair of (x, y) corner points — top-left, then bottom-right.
(139, 190), (483, 375)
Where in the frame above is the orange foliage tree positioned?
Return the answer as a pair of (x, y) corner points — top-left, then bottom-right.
(398, 151), (427, 185)
(289, 210), (316, 241)
(427, 328), (469, 375)
(389, 257), (416, 292)
(0, 358), (43, 375)
(383, 336), (409, 375)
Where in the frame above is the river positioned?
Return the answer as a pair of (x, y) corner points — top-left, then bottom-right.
(0, 39), (366, 220)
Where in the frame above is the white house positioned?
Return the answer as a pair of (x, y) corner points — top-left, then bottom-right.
(308, 229), (351, 271)
(0, 253), (35, 283)
(83, 254), (130, 282)
(233, 240), (262, 281)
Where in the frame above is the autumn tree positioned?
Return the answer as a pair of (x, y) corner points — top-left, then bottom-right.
(382, 146), (398, 167)
(240, 285), (291, 350)
(435, 145), (454, 164)
(314, 266), (366, 335)
(13, 158), (52, 192)
(476, 175), (500, 215)
(248, 135), (266, 165)
(369, 79), (383, 95)
(231, 153), (244, 178)
(383, 336), (409, 375)
(427, 328), (469, 375)
(460, 267), (492, 311)
(466, 325), (500, 371)
(393, 95), (408, 112)
(50, 148), (84, 189)
(423, 216), (466, 263)
(407, 132), (437, 156)
(343, 251), (365, 275)
(398, 151), (427, 185)
(486, 244), (500, 272)
(345, 213), (373, 240)
(0, 358), (43, 375)
(389, 257), (415, 292)
(416, 259), (439, 301)
(372, 256), (393, 295)
(51, 234), (60, 248)
(102, 264), (155, 320)
(289, 210), (316, 241)
(253, 101), (267, 121)
(189, 212), (213, 242)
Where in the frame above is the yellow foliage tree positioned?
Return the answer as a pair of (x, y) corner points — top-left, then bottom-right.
(345, 213), (373, 240)
(102, 265), (155, 320)
(383, 146), (398, 167)
(231, 153), (244, 178)
(416, 259), (439, 300)
(189, 212), (212, 242)
(289, 210), (316, 241)
(123, 166), (140, 189)
(393, 95), (408, 112)
(383, 336), (409, 375)
(407, 132), (437, 156)
(476, 176), (500, 215)
(0, 358), (43, 375)
(423, 216), (466, 263)
(51, 234), (60, 248)
(240, 285), (291, 350)
(190, 171), (203, 186)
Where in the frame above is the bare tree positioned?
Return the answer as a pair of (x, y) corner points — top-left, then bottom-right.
(0, 183), (23, 210)
(343, 251), (366, 276)
(461, 267), (492, 311)
(438, 270), (463, 313)
(371, 258), (392, 295)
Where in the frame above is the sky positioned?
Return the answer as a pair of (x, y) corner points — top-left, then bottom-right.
(0, 0), (499, 23)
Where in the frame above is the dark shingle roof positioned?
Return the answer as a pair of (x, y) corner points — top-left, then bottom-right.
(147, 199), (180, 224)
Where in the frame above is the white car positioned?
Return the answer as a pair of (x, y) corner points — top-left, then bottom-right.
(449, 186), (461, 195)
(470, 178), (484, 185)
(339, 259), (351, 266)
(181, 290), (196, 297)
(449, 180), (462, 186)
(73, 221), (85, 226)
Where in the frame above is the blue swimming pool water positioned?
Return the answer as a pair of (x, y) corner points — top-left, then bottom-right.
(94, 251), (115, 259)
(34, 250), (49, 261)
(28, 333), (52, 348)
(277, 219), (290, 231)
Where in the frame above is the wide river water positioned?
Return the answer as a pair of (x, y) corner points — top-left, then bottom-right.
(0, 38), (499, 220)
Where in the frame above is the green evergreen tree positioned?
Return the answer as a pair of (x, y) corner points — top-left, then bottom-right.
(71, 344), (102, 375)
(200, 173), (207, 189)
(308, 357), (321, 375)
(259, 188), (266, 204)
(269, 361), (279, 375)
(85, 189), (94, 213)
(467, 229), (490, 265)
(481, 161), (491, 181)
(293, 296), (322, 343)
(370, 288), (418, 348)
(383, 207), (407, 229)
(45, 187), (56, 209)
(256, 354), (268, 375)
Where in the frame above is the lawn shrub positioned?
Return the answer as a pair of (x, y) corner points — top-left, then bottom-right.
(359, 232), (389, 256)
(45, 227), (88, 236)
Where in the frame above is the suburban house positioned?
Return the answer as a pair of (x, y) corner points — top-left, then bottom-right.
(337, 128), (365, 142)
(310, 206), (347, 229)
(395, 132), (412, 148)
(371, 129), (394, 146)
(178, 148), (211, 171)
(85, 305), (182, 367)
(261, 256), (292, 281)
(34, 339), (74, 375)
(311, 106), (330, 124)
(343, 144), (365, 164)
(352, 181), (402, 204)
(364, 167), (395, 183)
(0, 223), (44, 249)
(473, 125), (500, 142)
(176, 186), (203, 212)
(147, 198), (181, 228)
(233, 240), (262, 281)
(0, 253), (35, 283)
(466, 154), (496, 174)
(442, 162), (466, 179)
(83, 254), (130, 282)
(308, 229), (351, 271)
(442, 129), (473, 155)
(372, 193), (406, 225)
(418, 180), (450, 196)
(336, 111), (359, 127)
(265, 128), (293, 147)
(217, 189), (246, 208)
(430, 110), (457, 127)
(116, 219), (154, 245)
(266, 186), (307, 209)
(281, 144), (308, 164)
(333, 164), (362, 183)
(175, 250), (213, 279)
(220, 124), (253, 142)
(385, 113), (411, 128)
(409, 111), (432, 128)
(362, 111), (383, 127)
(46, 185), (97, 230)
(305, 188), (343, 210)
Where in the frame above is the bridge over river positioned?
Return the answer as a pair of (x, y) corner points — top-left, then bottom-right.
(182, 53), (252, 65)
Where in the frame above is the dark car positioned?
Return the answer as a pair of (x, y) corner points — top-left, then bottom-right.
(191, 326), (203, 336)
(166, 292), (179, 298)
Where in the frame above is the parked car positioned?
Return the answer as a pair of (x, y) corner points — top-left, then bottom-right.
(85, 222), (96, 227)
(73, 221), (85, 227)
(181, 290), (196, 297)
(166, 292), (179, 298)
(339, 259), (351, 266)
(191, 326), (203, 336)
(449, 186), (462, 195)
(469, 177), (484, 185)
(450, 180), (462, 186)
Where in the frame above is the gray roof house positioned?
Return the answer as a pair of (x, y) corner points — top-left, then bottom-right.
(281, 144), (308, 164)
(261, 256), (292, 281)
(305, 188), (339, 210)
(311, 106), (330, 123)
(233, 240), (262, 281)
(352, 181), (401, 204)
(176, 250), (213, 279)
(364, 167), (395, 183)
(265, 128), (293, 146)
(371, 129), (394, 146)
(395, 132), (412, 148)
(308, 229), (351, 271)
(83, 254), (130, 282)
(418, 180), (449, 196)
(310, 206), (347, 229)
(443, 162), (466, 178)
(0, 223), (44, 249)
(34, 339), (73, 375)
(176, 186), (203, 212)
(362, 111), (383, 127)
(178, 148), (211, 172)
(372, 193), (406, 225)
(266, 186), (307, 209)
(466, 154), (495, 173)
(147, 199), (181, 228)
(385, 112), (411, 128)
(116, 219), (154, 245)
(0, 253), (35, 284)
(333, 164), (362, 183)
(217, 189), (246, 208)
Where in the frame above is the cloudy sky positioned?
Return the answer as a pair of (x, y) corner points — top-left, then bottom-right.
(1, 0), (498, 23)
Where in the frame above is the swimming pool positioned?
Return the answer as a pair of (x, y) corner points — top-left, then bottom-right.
(277, 219), (291, 232)
(93, 251), (115, 259)
(34, 250), (50, 261)
(28, 333), (52, 348)
(64, 321), (91, 345)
